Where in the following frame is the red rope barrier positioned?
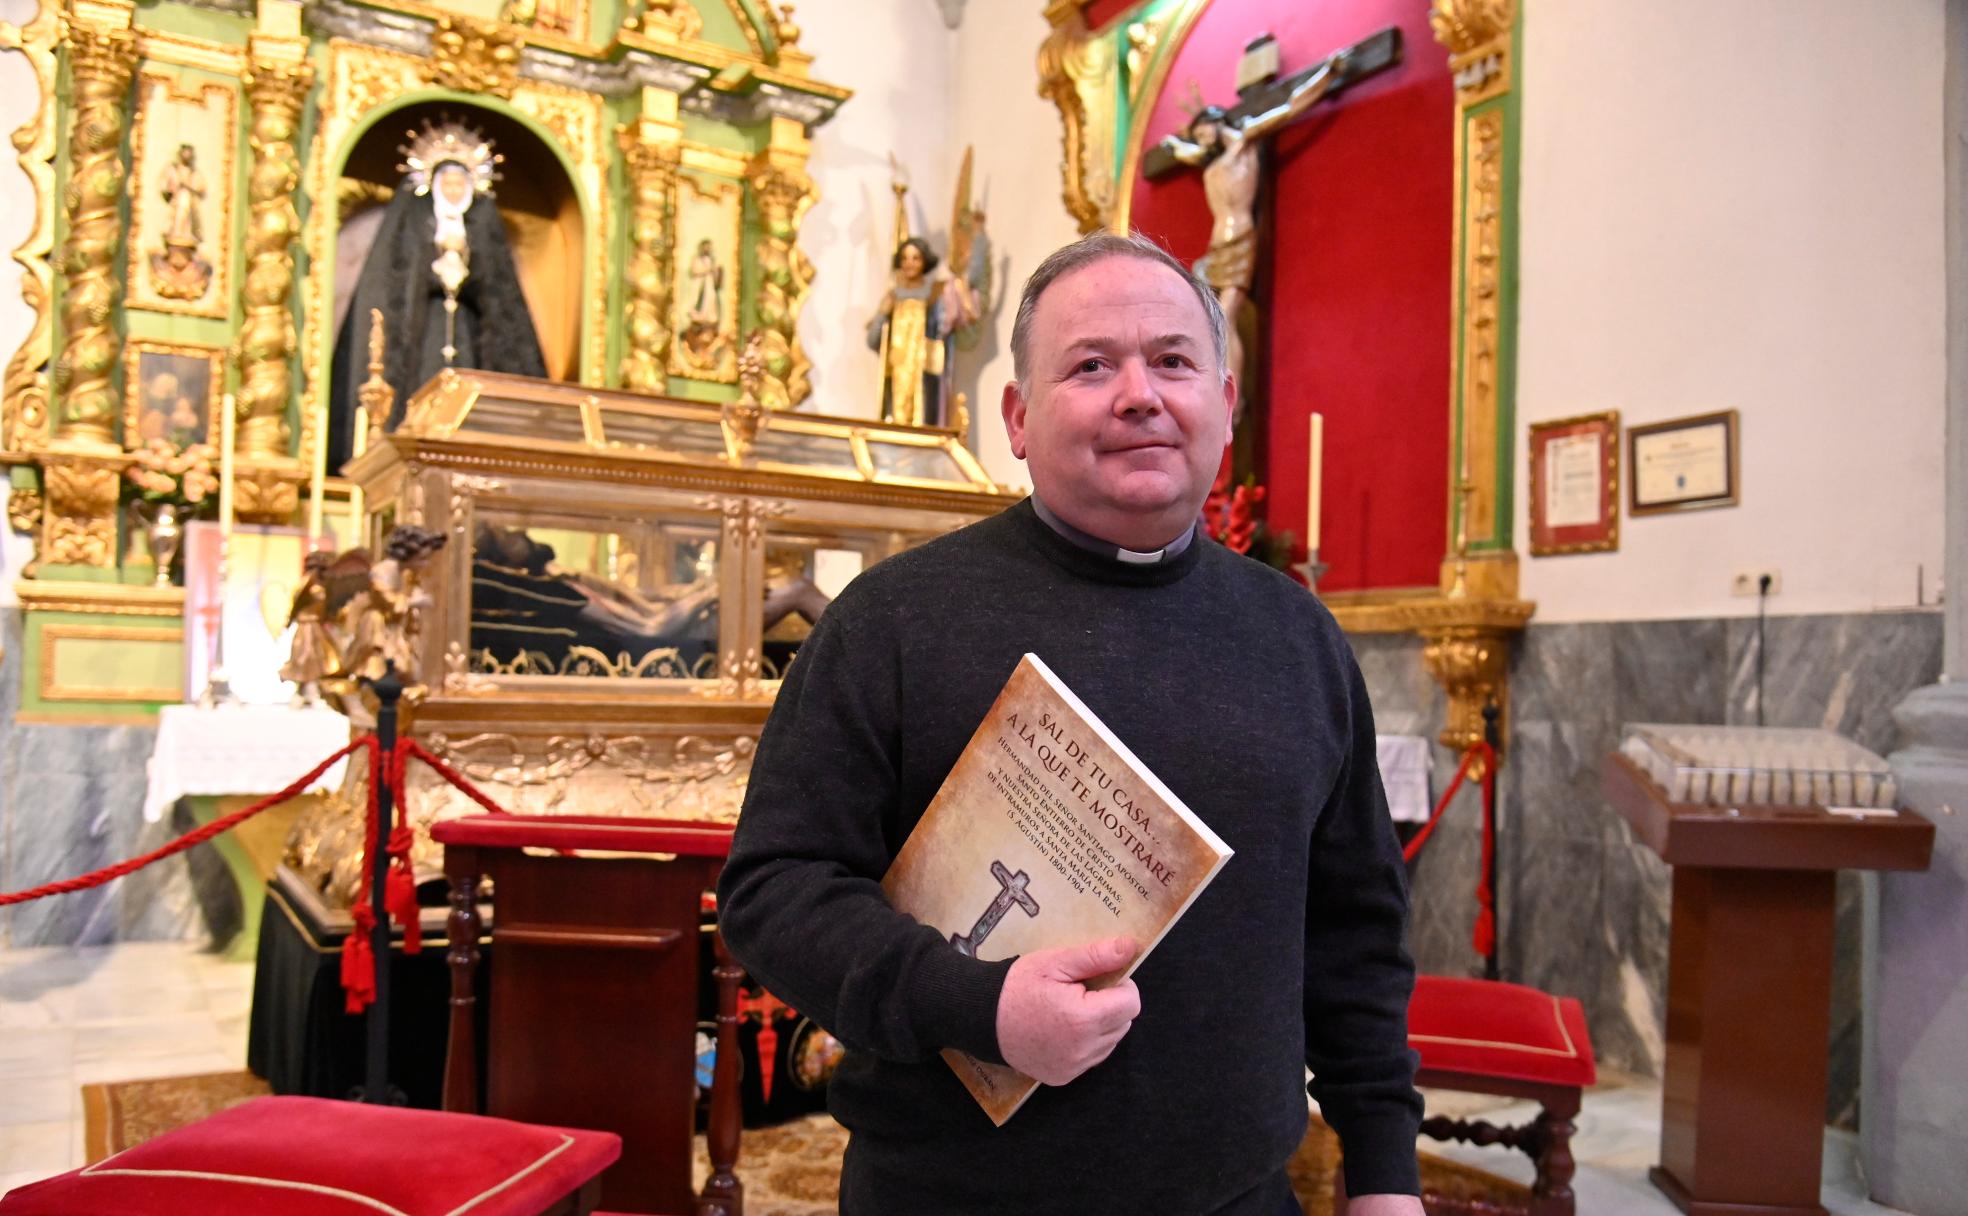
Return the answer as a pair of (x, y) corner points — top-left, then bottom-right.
(1401, 741), (1499, 962)
(1472, 752), (1498, 959)
(396, 738), (514, 819)
(340, 736), (519, 1011)
(0, 713), (527, 1016)
(341, 740), (387, 1013)
(0, 737), (378, 907)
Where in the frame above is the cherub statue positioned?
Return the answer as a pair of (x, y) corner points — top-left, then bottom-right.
(340, 524), (449, 687)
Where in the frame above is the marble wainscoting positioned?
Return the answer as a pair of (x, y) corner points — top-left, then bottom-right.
(1347, 609), (1943, 1129)
(0, 606), (221, 949)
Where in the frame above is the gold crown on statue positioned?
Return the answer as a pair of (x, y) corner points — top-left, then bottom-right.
(398, 118), (502, 198)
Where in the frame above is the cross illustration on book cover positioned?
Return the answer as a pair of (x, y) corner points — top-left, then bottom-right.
(949, 860), (1040, 957)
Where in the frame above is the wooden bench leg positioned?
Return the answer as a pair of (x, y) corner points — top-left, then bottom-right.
(696, 929), (744, 1216)
(1528, 1090), (1579, 1216)
(442, 854), (482, 1115)
(1409, 1081), (1583, 1216)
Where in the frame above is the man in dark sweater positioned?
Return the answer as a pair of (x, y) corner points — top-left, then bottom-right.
(718, 233), (1423, 1214)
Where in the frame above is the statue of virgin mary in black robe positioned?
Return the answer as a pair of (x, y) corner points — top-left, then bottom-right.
(328, 143), (547, 473)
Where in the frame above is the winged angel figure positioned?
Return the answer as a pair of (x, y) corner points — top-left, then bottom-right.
(282, 525), (448, 715)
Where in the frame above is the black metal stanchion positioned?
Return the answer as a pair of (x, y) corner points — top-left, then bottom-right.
(360, 663), (406, 1105)
(1482, 701), (1502, 983)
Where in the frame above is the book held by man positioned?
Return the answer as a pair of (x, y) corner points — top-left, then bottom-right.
(881, 653), (1234, 1125)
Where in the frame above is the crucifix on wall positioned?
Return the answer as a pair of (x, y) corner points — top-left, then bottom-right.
(1148, 27), (1400, 398)
(1145, 27), (1401, 564)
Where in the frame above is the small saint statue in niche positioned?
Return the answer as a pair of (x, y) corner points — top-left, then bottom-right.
(498, 0), (578, 36)
(679, 238), (730, 369)
(328, 118), (547, 473)
(150, 143), (215, 301)
(867, 149), (990, 430)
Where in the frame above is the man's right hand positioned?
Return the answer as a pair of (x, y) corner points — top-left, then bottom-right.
(995, 936), (1142, 1086)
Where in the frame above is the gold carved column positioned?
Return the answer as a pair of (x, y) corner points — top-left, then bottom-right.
(1, 0), (61, 455)
(748, 117), (816, 407)
(617, 88), (681, 394)
(1394, 0), (1531, 757)
(235, 5), (313, 522)
(40, 0), (136, 569)
(1037, 1), (1115, 235)
(50, 0), (136, 447)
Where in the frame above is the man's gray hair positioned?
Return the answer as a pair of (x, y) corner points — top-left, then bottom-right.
(1009, 231), (1229, 392)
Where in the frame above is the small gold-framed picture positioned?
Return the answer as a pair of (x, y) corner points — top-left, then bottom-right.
(1628, 409), (1740, 516)
(124, 340), (224, 448)
(1528, 410), (1619, 556)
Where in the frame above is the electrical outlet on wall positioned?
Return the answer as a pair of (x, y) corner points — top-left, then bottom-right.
(1731, 568), (1782, 598)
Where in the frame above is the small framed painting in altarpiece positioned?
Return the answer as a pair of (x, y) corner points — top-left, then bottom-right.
(1529, 411), (1620, 556)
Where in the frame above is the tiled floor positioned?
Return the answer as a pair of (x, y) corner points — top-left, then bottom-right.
(0, 941), (251, 1195)
(0, 942), (1915, 1213)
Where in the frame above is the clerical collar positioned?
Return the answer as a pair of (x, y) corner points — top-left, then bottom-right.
(1029, 494), (1194, 565)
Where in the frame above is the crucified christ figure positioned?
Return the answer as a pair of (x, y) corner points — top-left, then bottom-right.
(1154, 48), (1355, 414)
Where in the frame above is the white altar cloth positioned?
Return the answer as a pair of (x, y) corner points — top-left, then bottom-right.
(143, 704), (353, 823)
(1376, 734), (1433, 824)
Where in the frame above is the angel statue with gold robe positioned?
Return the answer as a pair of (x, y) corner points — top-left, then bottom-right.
(867, 149), (990, 429)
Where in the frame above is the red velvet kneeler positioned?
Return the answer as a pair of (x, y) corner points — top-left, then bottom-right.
(1404, 975), (1597, 1216)
(0, 1096), (619, 1216)
(1409, 974), (1597, 1089)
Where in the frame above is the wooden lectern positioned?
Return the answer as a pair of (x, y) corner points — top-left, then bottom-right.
(432, 814), (744, 1216)
(1601, 754), (1934, 1216)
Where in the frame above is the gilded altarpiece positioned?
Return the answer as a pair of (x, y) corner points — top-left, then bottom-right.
(0, 0), (847, 720)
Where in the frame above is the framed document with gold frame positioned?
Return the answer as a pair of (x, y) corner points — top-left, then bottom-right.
(124, 339), (224, 448)
(1529, 410), (1619, 556)
(1629, 409), (1740, 516)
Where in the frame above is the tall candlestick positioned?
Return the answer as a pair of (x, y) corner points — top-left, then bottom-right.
(1306, 412), (1323, 553)
(218, 392), (235, 537)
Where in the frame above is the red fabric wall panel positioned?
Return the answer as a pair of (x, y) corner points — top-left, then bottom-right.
(1085, 0), (1141, 32)
(1127, 0), (1453, 591)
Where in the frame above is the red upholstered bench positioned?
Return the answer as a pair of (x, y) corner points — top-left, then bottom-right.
(1406, 974), (1597, 1216)
(0, 1095), (620, 1216)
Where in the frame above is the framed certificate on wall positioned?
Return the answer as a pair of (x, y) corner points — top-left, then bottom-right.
(1528, 411), (1619, 555)
(1629, 410), (1740, 515)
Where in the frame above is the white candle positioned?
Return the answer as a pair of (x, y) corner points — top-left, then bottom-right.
(218, 392), (235, 539)
(348, 410), (368, 546)
(306, 401), (326, 543)
(1306, 412), (1324, 554)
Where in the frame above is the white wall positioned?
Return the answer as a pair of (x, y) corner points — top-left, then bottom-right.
(1515, 0), (1948, 623)
(798, 0), (1076, 492)
(791, 0), (958, 420)
(947, 2), (1079, 490)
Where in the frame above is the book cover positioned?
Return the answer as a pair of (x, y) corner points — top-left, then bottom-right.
(881, 653), (1234, 1125)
